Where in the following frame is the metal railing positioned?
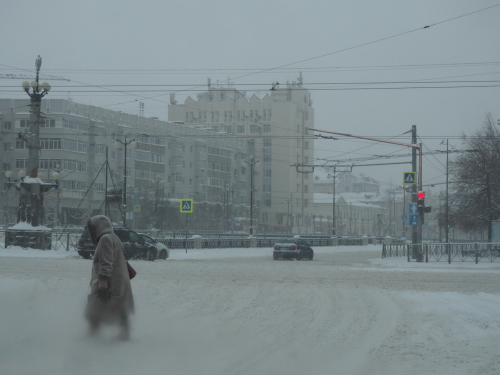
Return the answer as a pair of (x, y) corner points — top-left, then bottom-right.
(157, 238), (195, 250)
(381, 243), (408, 258)
(0, 230), (79, 251)
(382, 242), (500, 263)
(338, 237), (363, 246)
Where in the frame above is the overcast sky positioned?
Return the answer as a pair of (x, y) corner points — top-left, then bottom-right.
(2, 1), (499, 192)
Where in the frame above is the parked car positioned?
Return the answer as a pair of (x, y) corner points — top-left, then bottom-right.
(138, 233), (170, 260)
(77, 227), (157, 261)
(273, 238), (314, 260)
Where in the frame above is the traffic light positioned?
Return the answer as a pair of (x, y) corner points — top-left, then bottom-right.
(417, 191), (425, 215)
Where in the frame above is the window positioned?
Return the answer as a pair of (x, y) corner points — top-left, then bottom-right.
(189, 162), (193, 169)
(3, 121), (12, 130)
(40, 119), (56, 128)
(263, 139), (271, 148)
(237, 125), (245, 133)
(263, 183), (271, 192)
(96, 143), (106, 155)
(189, 178), (192, 186)
(38, 138), (62, 150)
(250, 124), (259, 133)
(305, 141), (309, 149)
(93, 183), (104, 192)
(264, 199), (271, 207)
(63, 119), (88, 132)
(63, 139), (87, 153)
(15, 159), (26, 169)
(264, 169), (271, 178)
(263, 154), (271, 163)
(38, 159), (62, 171)
(224, 125), (232, 133)
(263, 124), (271, 132)
(20, 119), (30, 128)
(4, 142), (11, 152)
(175, 173), (183, 183)
(250, 110), (259, 120)
(3, 162), (11, 172)
(95, 126), (105, 136)
(16, 139), (27, 149)
(190, 146), (193, 153)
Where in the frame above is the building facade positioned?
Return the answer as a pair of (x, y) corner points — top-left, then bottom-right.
(0, 98), (248, 231)
(168, 80), (315, 231)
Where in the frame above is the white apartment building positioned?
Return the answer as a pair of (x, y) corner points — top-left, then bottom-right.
(168, 79), (315, 231)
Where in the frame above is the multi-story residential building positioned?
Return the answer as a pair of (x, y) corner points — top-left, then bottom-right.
(168, 79), (315, 231)
(0, 98), (246, 230)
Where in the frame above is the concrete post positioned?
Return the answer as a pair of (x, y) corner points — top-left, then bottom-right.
(362, 235), (368, 246)
(249, 236), (257, 248)
(331, 236), (338, 246)
(193, 235), (202, 249)
(384, 236), (392, 245)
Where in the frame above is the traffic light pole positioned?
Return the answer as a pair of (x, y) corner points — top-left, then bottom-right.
(418, 143), (423, 247)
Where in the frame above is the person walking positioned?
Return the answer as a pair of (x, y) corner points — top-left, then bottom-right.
(85, 215), (135, 340)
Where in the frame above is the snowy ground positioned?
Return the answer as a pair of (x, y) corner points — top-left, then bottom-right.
(1, 245), (499, 375)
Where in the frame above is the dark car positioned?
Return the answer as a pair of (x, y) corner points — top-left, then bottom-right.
(77, 227), (157, 261)
(273, 238), (314, 260)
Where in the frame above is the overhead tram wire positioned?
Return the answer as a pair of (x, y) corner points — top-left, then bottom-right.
(29, 3), (498, 115)
(30, 61), (500, 74)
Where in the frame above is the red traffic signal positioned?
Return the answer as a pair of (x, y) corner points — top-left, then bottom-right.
(417, 191), (425, 199)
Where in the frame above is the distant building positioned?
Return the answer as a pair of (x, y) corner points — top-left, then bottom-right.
(168, 78), (315, 231)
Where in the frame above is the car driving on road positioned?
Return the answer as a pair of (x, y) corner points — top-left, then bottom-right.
(273, 238), (314, 260)
(138, 233), (169, 260)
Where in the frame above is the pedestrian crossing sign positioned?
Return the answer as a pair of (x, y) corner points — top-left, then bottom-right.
(403, 172), (416, 185)
(180, 199), (194, 213)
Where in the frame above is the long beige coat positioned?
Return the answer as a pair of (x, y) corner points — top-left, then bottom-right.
(85, 216), (134, 324)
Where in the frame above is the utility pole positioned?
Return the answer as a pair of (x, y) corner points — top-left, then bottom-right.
(445, 139), (449, 243)
(285, 194), (292, 234)
(411, 125), (417, 246)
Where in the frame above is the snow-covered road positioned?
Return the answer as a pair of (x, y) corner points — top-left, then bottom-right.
(1, 245), (499, 375)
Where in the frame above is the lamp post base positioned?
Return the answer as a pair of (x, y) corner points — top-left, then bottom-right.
(5, 229), (52, 250)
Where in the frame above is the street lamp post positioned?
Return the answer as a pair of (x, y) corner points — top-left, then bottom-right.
(16, 56), (52, 227)
(327, 172), (340, 236)
(51, 166), (63, 226)
(243, 155), (259, 235)
(153, 175), (165, 231)
(223, 184), (232, 232)
(114, 132), (137, 226)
